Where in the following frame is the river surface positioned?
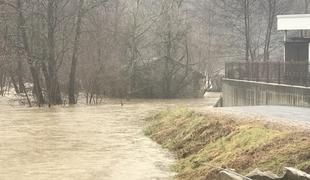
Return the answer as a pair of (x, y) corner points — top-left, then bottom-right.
(0, 96), (219, 180)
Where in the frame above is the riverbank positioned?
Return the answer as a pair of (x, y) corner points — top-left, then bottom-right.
(144, 108), (310, 180)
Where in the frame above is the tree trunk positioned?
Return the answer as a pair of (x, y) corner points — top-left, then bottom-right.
(30, 67), (45, 105)
(41, 45), (51, 95)
(10, 74), (19, 94)
(244, 0), (251, 62)
(17, 54), (31, 107)
(263, 0), (276, 62)
(16, 0), (45, 105)
(42, 62), (50, 93)
(47, 0), (62, 105)
(164, 30), (172, 98)
(16, 51), (26, 94)
(0, 72), (5, 96)
(69, 0), (84, 104)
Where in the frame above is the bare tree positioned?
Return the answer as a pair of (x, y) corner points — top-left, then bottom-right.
(16, 0), (45, 105)
(69, 0), (84, 104)
(47, 0), (62, 105)
(263, 0), (277, 62)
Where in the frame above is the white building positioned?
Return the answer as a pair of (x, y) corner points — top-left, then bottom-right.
(277, 14), (310, 69)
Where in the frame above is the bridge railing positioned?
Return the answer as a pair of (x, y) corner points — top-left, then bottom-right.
(225, 61), (310, 87)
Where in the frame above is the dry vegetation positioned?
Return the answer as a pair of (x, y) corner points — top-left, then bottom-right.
(145, 108), (310, 180)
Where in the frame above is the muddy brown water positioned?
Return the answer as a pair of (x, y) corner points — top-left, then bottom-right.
(0, 96), (219, 180)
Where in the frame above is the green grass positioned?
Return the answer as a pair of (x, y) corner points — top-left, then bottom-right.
(145, 108), (310, 180)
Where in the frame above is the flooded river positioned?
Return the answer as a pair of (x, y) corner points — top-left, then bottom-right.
(0, 96), (219, 180)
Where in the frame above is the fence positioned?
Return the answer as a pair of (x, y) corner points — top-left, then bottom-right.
(225, 61), (310, 87)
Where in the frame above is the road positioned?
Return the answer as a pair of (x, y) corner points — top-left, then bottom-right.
(219, 106), (310, 129)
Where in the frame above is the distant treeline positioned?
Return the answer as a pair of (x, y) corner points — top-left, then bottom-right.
(0, 0), (307, 105)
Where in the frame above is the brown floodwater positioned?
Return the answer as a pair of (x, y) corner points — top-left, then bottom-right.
(0, 96), (219, 180)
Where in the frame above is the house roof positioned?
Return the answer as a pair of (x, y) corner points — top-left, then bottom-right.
(277, 14), (310, 30)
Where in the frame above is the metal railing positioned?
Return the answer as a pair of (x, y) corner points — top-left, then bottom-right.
(225, 61), (310, 87)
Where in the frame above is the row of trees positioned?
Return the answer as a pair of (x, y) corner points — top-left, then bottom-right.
(0, 0), (307, 105)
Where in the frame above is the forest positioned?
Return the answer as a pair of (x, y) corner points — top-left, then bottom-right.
(0, 0), (307, 106)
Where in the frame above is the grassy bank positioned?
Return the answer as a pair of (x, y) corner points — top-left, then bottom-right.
(145, 108), (310, 180)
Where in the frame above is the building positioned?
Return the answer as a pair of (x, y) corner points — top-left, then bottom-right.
(278, 14), (310, 73)
(222, 14), (310, 107)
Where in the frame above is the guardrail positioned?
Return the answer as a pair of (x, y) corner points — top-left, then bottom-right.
(225, 61), (310, 87)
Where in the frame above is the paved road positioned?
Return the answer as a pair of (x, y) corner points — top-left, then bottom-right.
(219, 106), (310, 129)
